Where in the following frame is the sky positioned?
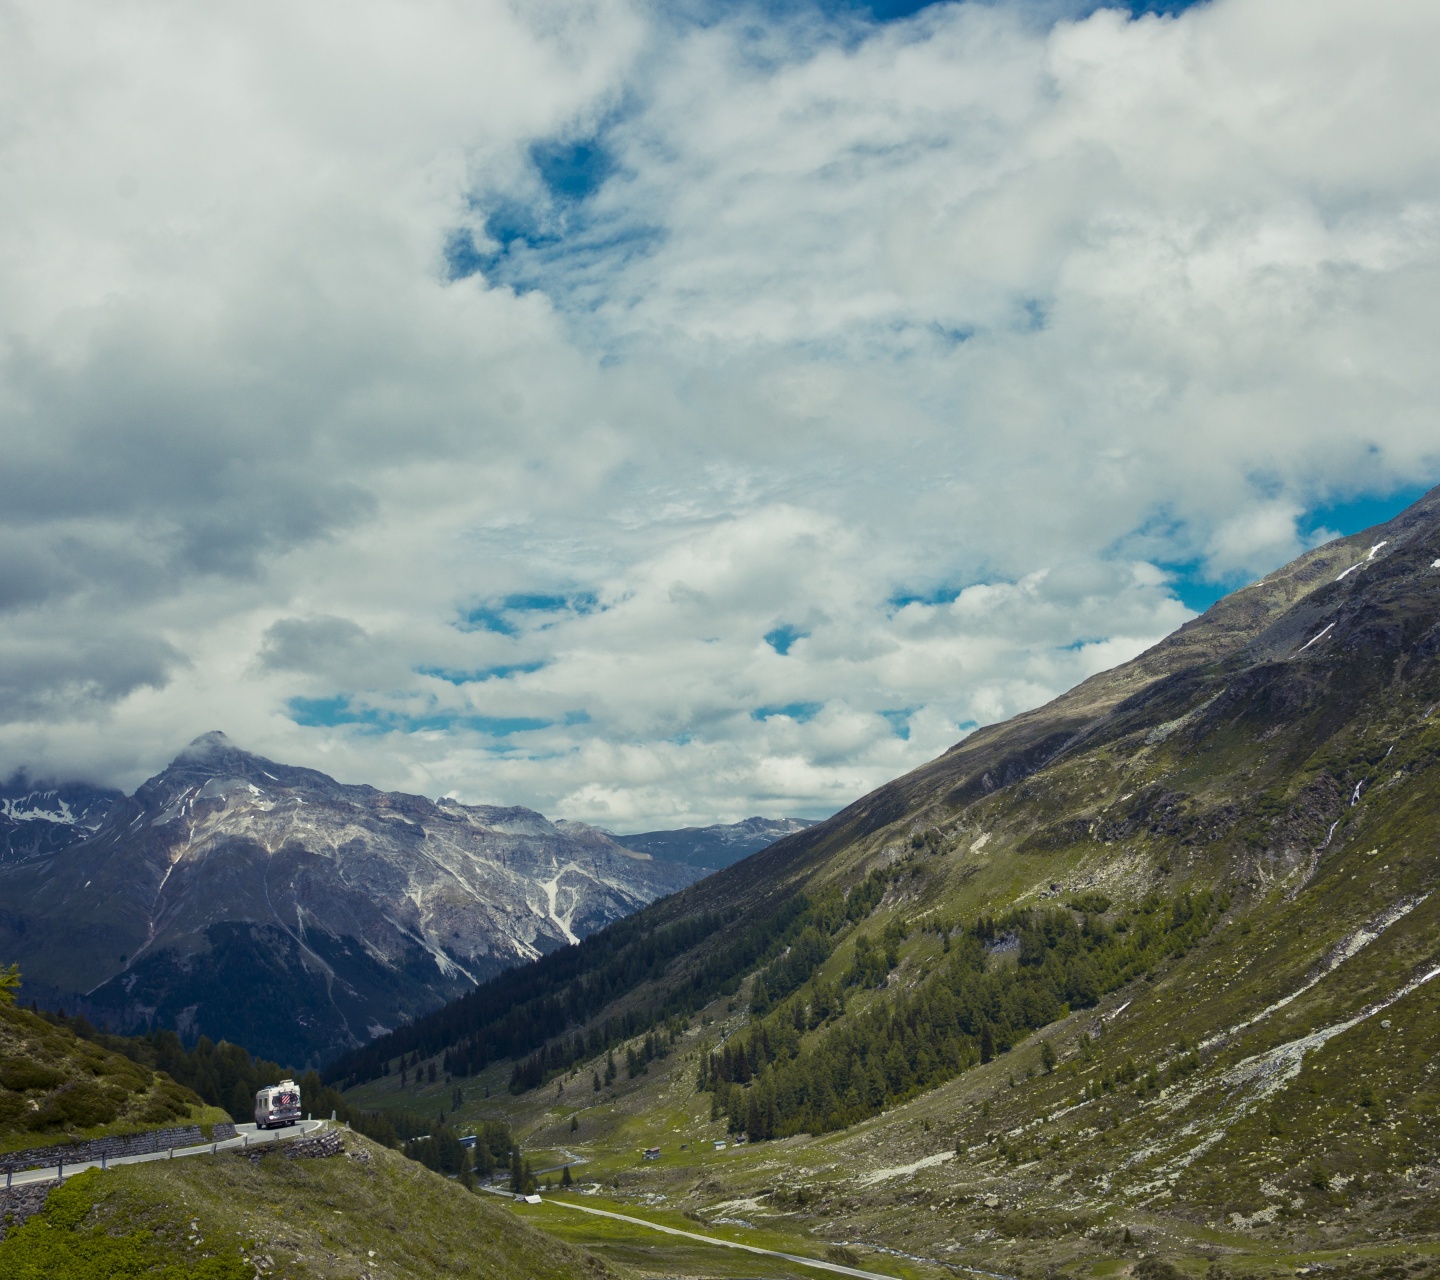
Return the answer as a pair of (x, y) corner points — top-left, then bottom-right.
(1, 0), (1437, 831)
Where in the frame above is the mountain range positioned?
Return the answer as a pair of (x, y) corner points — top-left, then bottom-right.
(330, 485), (1440, 1275)
(0, 734), (713, 1065)
(604, 815), (817, 870)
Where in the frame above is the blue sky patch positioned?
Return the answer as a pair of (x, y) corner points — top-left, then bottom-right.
(764, 624), (809, 655)
(288, 695), (552, 736)
(287, 695), (352, 727)
(449, 128), (665, 299)
(456, 605), (518, 635)
(502, 592), (570, 613)
(888, 583), (963, 610)
(752, 701), (823, 722)
(532, 138), (614, 202)
(417, 662), (545, 684)
(1154, 559), (1236, 614)
(456, 591), (598, 633)
(443, 228), (491, 283)
(879, 707), (916, 739)
(1302, 483), (1434, 544)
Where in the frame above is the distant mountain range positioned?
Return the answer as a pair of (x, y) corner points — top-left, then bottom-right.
(0, 733), (707, 1066)
(607, 816), (817, 869)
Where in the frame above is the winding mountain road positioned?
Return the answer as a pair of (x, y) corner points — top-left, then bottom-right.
(3, 1119), (326, 1189)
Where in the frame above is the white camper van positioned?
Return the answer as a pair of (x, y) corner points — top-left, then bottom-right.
(254, 1079), (302, 1129)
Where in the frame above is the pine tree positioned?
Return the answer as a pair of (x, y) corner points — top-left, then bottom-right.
(745, 1089), (762, 1141)
(750, 975), (770, 1015)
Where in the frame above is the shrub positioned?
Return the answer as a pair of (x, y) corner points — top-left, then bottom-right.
(0, 1057), (66, 1092)
(1133, 1258), (1184, 1280)
(1066, 893), (1112, 915)
(27, 1082), (124, 1130)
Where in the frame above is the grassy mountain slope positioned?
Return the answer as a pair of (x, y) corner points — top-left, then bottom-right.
(341, 486), (1440, 1275)
(0, 1128), (617, 1280)
(0, 1000), (230, 1157)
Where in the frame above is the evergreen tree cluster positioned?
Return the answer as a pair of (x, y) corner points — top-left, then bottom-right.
(404, 1118), (513, 1181)
(326, 865), (897, 1098)
(700, 890), (1224, 1141)
(504, 1015), (683, 1093)
(627, 1027), (670, 1078)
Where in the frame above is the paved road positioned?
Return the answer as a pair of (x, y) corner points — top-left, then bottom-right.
(3, 1119), (326, 1189)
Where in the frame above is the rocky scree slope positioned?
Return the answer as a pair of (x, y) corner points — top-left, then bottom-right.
(347, 487), (1440, 1269)
(0, 734), (702, 1067)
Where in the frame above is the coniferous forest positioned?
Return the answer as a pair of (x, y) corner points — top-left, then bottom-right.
(699, 889), (1225, 1139)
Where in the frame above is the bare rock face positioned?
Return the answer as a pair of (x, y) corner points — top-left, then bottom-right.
(0, 734), (703, 1066)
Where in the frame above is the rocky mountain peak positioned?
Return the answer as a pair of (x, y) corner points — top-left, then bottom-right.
(145, 730), (342, 803)
(174, 729), (233, 761)
(0, 738), (707, 1066)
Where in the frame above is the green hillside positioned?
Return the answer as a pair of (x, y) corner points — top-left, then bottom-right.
(0, 1127), (618, 1280)
(335, 488), (1440, 1277)
(0, 996), (231, 1157)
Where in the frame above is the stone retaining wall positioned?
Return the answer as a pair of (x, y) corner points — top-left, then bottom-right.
(0, 1121), (237, 1173)
(0, 1179), (54, 1240)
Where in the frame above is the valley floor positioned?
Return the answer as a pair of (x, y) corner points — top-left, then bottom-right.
(346, 876), (1440, 1280)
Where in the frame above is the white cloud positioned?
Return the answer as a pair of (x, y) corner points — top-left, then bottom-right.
(0, 0), (1437, 826)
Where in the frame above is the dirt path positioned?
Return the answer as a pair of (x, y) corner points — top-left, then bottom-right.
(526, 1195), (909, 1280)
